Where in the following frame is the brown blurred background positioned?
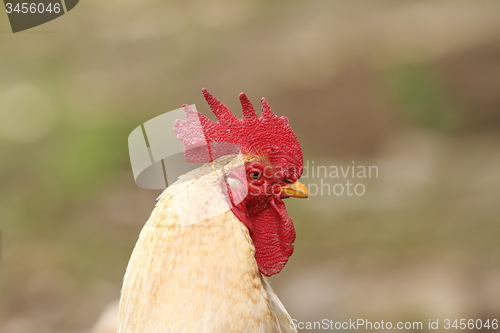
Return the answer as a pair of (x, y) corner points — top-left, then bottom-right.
(1, 0), (500, 332)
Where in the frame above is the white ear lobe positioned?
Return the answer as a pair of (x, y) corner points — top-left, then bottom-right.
(227, 177), (243, 191)
(224, 166), (248, 207)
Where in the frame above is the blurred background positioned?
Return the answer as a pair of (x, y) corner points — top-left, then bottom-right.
(1, 0), (500, 332)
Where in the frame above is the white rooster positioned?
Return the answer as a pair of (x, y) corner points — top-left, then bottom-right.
(117, 89), (308, 332)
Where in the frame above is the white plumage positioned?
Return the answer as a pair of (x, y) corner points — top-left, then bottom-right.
(117, 155), (297, 333)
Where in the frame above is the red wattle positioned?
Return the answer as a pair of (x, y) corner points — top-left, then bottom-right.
(229, 197), (295, 277)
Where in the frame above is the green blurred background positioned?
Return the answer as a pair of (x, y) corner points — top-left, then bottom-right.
(1, 1), (500, 332)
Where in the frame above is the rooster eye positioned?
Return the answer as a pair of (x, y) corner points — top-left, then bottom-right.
(249, 172), (261, 180)
(283, 178), (293, 184)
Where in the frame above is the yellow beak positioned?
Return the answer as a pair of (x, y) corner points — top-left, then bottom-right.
(279, 181), (309, 198)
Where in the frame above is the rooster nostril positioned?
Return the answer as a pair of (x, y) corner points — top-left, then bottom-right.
(271, 185), (282, 195)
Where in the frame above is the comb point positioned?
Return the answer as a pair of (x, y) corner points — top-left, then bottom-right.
(260, 97), (276, 120)
(239, 92), (258, 120)
(202, 88), (236, 124)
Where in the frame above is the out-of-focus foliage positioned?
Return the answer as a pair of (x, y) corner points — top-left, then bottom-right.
(1, 1), (500, 332)
(384, 64), (462, 132)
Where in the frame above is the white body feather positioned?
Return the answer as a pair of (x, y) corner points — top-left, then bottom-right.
(118, 155), (296, 333)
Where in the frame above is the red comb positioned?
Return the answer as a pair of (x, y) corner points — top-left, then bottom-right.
(173, 88), (303, 179)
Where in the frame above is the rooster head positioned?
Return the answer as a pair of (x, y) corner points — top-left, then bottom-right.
(173, 88), (308, 276)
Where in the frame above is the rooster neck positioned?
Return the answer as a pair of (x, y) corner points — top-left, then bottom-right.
(118, 156), (296, 332)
